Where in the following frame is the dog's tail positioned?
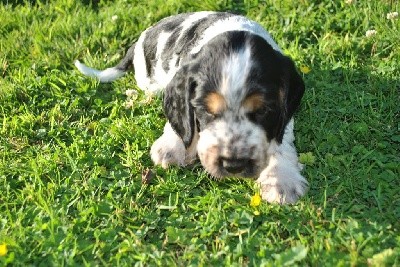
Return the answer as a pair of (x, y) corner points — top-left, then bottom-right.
(74, 44), (135, 83)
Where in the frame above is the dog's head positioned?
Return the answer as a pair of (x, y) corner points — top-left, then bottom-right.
(163, 31), (305, 178)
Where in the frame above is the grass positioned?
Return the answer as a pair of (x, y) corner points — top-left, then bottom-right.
(0, 0), (399, 266)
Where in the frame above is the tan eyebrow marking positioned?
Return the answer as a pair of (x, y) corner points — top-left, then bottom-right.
(205, 92), (227, 115)
(242, 93), (265, 112)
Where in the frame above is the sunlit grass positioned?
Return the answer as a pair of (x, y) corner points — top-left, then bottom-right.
(1, 0), (399, 265)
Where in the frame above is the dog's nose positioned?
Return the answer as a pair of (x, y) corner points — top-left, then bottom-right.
(221, 158), (249, 174)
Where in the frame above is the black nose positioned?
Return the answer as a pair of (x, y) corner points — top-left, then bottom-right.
(221, 158), (249, 174)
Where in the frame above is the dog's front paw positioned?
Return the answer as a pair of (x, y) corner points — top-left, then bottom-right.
(150, 135), (186, 168)
(257, 166), (308, 204)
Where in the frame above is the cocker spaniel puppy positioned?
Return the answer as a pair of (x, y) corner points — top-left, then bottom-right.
(75, 11), (308, 204)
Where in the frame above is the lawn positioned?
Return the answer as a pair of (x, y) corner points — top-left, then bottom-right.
(0, 0), (399, 266)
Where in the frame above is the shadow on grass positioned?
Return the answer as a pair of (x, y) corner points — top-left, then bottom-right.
(297, 64), (399, 218)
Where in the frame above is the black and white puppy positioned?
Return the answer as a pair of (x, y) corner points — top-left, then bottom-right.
(75, 11), (308, 204)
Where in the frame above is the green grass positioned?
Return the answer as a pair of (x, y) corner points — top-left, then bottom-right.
(1, 0), (399, 266)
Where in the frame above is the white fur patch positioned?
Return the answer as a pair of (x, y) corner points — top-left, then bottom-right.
(74, 60), (125, 82)
(151, 31), (174, 91)
(151, 122), (198, 168)
(175, 11), (214, 44)
(133, 28), (151, 91)
(257, 119), (308, 204)
(220, 46), (252, 104)
(190, 15), (281, 55)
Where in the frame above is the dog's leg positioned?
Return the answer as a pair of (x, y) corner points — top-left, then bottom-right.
(151, 122), (198, 168)
(256, 119), (308, 204)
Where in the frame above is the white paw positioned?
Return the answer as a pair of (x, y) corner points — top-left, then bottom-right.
(257, 166), (308, 204)
(150, 135), (186, 168)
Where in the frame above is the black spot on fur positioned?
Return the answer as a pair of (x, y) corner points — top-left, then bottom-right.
(160, 12), (235, 72)
(142, 13), (189, 77)
(291, 189), (300, 198)
(248, 145), (256, 155)
(163, 65), (198, 147)
(116, 43), (135, 72)
(162, 26), (183, 71)
(238, 33), (305, 143)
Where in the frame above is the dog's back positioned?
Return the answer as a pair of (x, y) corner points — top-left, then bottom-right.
(75, 11), (280, 93)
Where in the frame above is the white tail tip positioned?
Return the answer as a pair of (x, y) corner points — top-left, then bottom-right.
(74, 60), (125, 83)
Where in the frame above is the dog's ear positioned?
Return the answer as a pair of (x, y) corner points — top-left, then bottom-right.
(275, 57), (305, 142)
(163, 65), (197, 147)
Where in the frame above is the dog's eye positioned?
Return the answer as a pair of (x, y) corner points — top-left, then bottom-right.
(248, 108), (267, 116)
(206, 109), (222, 119)
(246, 106), (271, 121)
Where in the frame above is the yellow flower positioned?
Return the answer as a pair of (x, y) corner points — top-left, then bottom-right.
(300, 65), (311, 74)
(0, 243), (7, 256)
(250, 193), (261, 207)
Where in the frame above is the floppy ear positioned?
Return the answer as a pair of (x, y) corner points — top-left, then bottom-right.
(163, 65), (197, 148)
(275, 57), (305, 142)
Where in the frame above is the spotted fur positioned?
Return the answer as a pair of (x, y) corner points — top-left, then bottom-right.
(74, 11), (308, 204)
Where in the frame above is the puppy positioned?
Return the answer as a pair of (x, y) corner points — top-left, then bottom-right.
(75, 11), (308, 204)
